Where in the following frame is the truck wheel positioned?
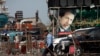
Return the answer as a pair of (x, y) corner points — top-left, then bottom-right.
(54, 44), (63, 55)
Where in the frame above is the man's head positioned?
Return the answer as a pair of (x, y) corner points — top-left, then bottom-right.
(44, 30), (48, 33)
(59, 9), (75, 28)
(43, 30), (49, 37)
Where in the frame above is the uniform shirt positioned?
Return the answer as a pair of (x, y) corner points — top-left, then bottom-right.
(46, 33), (53, 47)
(58, 26), (71, 37)
(59, 26), (71, 32)
(58, 26), (71, 32)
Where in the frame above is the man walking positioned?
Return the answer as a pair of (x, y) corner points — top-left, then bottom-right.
(42, 30), (54, 56)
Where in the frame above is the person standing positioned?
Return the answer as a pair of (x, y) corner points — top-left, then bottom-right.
(42, 30), (54, 56)
(14, 34), (20, 49)
(58, 8), (75, 51)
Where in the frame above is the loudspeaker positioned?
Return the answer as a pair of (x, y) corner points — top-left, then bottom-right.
(77, 0), (83, 6)
(84, 0), (92, 6)
(60, 0), (67, 7)
(48, 0), (60, 7)
(54, 0), (60, 7)
(68, 0), (74, 6)
(48, 0), (54, 7)
(93, 0), (100, 5)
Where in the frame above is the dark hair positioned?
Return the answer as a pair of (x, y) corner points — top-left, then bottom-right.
(5, 33), (7, 36)
(44, 30), (49, 33)
(44, 29), (53, 33)
(59, 8), (73, 17)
